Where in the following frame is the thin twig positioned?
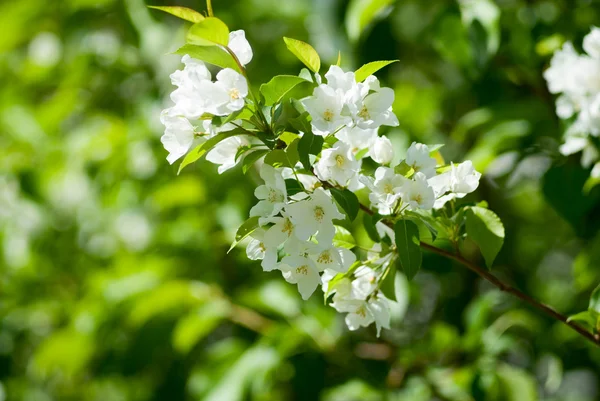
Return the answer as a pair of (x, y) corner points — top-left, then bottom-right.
(357, 203), (600, 346)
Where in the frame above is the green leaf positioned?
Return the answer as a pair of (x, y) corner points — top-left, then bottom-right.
(289, 111), (313, 135)
(589, 283), (600, 314)
(286, 138), (300, 167)
(148, 5), (205, 23)
(329, 188), (360, 222)
(172, 302), (229, 353)
(174, 44), (240, 72)
(394, 219), (422, 280)
(354, 60), (398, 82)
(228, 216), (260, 253)
(187, 17), (230, 46)
(283, 37), (321, 73)
(465, 206), (504, 268)
(345, 0), (394, 42)
(380, 264), (397, 301)
(332, 226), (356, 249)
(178, 129), (246, 174)
(285, 179), (305, 196)
(567, 310), (599, 332)
(363, 213), (382, 242)
(336, 51), (342, 66)
(297, 131), (323, 170)
(242, 149), (269, 174)
(264, 150), (292, 168)
(260, 75), (309, 106)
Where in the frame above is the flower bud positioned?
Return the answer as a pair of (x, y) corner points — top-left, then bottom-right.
(370, 136), (394, 165)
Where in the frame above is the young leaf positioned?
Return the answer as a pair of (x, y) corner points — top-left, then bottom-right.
(187, 17), (230, 46)
(148, 6), (205, 23)
(332, 226), (356, 249)
(379, 264), (397, 301)
(175, 45), (240, 72)
(285, 179), (305, 196)
(336, 51), (342, 66)
(394, 219), (422, 280)
(465, 206), (505, 268)
(227, 216), (260, 253)
(567, 310), (599, 332)
(178, 128), (246, 174)
(283, 37), (321, 73)
(242, 149), (269, 174)
(297, 131), (323, 170)
(260, 75), (309, 106)
(363, 213), (382, 242)
(330, 188), (359, 222)
(589, 283), (600, 314)
(354, 60), (398, 82)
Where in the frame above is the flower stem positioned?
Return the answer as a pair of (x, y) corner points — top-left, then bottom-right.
(206, 0), (214, 17)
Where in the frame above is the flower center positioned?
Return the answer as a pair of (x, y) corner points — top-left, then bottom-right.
(411, 194), (423, 204)
(383, 183), (394, 194)
(296, 265), (309, 275)
(358, 105), (370, 119)
(229, 88), (240, 100)
(313, 206), (325, 223)
(323, 109), (334, 122)
(267, 189), (282, 203)
(317, 251), (332, 264)
(356, 305), (367, 318)
(335, 154), (345, 167)
(282, 218), (294, 236)
(259, 242), (266, 252)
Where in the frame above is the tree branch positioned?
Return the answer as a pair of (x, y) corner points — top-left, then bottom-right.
(357, 202), (600, 346)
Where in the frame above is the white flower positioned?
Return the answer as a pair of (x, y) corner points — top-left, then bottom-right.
(310, 245), (356, 273)
(331, 291), (391, 336)
(351, 266), (378, 299)
(428, 161), (481, 208)
(246, 228), (266, 260)
(228, 30), (253, 65)
(314, 142), (360, 186)
(335, 126), (378, 155)
(302, 85), (352, 136)
(544, 43), (581, 95)
(205, 135), (251, 174)
(324, 65), (357, 95)
(169, 55), (215, 119)
(359, 167), (405, 215)
(584, 27), (600, 59)
(213, 68), (249, 115)
(279, 254), (321, 300)
(160, 108), (197, 164)
(401, 172), (435, 210)
(349, 76), (399, 129)
(405, 142), (437, 178)
(370, 136), (394, 165)
(250, 164), (287, 222)
(261, 213), (297, 271)
(285, 188), (345, 243)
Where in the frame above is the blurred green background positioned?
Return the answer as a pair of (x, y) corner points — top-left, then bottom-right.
(2, 0), (600, 400)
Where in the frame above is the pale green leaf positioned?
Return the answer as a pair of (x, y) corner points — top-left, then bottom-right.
(178, 128), (247, 174)
(148, 6), (205, 23)
(283, 37), (321, 73)
(260, 75), (309, 106)
(354, 60), (398, 82)
(333, 226), (356, 249)
(345, 0), (394, 42)
(187, 17), (229, 46)
(174, 44), (240, 72)
(466, 206), (505, 268)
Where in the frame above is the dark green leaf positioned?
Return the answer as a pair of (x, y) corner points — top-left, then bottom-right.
(589, 284), (600, 314)
(297, 131), (323, 170)
(363, 213), (382, 242)
(242, 149), (269, 174)
(465, 206), (504, 268)
(394, 219), (422, 280)
(330, 188), (359, 222)
(379, 264), (397, 301)
(285, 179), (305, 196)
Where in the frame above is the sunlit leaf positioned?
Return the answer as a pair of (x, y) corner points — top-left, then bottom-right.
(187, 17), (230, 46)
(283, 37), (321, 73)
(148, 5), (204, 23)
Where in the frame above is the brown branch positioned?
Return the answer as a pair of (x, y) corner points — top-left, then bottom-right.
(358, 203), (600, 346)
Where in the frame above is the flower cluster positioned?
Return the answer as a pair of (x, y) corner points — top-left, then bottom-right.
(545, 27), (600, 176)
(157, 20), (486, 336)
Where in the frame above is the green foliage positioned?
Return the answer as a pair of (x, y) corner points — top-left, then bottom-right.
(260, 75), (310, 106)
(148, 5), (205, 23)
(329, 188), (360, 222)
(283, 37), (321, 73)
(175, 44), (240, 71)
(345, 0), (393, 42)
(354, 60), (398, 82)
(332, 226), (356, 249)
(394, 219), (422, 280)
(187, 17), (230, 46)
(179, 128), (247, 174)
(465, 206), (505, 268)
(297, 130), (323, 170)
